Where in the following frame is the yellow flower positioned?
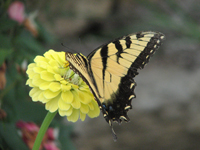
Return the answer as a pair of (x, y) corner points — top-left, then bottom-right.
(26, 49), (100, 122)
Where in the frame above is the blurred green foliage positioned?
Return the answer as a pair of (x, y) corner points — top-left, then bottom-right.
(0, 1), (75, 150)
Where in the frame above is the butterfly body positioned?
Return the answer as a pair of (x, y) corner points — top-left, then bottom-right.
(66, 31), (165, 140)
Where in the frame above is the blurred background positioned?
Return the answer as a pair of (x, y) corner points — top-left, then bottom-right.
(1, 0), (200, 149)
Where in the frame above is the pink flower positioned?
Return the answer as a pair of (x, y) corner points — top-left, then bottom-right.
(16, 121), (59, 150)
(47, 128), (55, 140)
(44, 141), (60, 150)
(16, 121), (40, 149)
(8, 1), (25, 24)
(16, 121), (39, 132)
(7, 1), (38, 36)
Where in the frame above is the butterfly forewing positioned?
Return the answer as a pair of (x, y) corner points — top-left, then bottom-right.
(66, 31), (165, 140)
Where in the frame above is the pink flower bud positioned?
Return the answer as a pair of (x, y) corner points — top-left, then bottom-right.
(47, 128), (55, 140)
(44, 141), (60, 150)
(8, 1), (25, 24)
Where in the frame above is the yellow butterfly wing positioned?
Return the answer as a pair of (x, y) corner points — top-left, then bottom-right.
(87, 31), (164, 120)
(66, 31), (165, 140)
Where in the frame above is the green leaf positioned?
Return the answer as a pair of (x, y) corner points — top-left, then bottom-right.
(0, 122), (29, 150)
(0, 49), (13, 65)
(14, 30), (44, 55)
(0, 16), (17, 31)
(16, 100), (47, 123)
(0, 34), (12, 49)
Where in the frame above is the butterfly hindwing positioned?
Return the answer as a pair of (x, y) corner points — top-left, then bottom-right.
(87, 31), (164, 121)
(66, 31), (165, 140)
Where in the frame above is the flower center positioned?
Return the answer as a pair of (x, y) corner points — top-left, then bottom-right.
(63, 68), (80, 86)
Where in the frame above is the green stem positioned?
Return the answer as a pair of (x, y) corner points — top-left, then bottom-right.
(32, 111), (57, 150)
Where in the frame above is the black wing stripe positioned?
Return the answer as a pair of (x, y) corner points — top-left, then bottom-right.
(100, 45), (108, 84)
(125, 36), (132, 48)
(113, 40), (123, 63)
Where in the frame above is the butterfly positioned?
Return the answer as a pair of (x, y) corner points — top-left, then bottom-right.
(65, 31), (165, 140)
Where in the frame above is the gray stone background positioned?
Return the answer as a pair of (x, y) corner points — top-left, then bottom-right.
(33, 0), (200, 149)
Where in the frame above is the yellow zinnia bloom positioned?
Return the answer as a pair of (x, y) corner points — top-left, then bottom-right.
(26, 49), (100, 122)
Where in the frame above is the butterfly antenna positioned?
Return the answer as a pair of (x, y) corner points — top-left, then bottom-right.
(78, 35), (92, 50)
(61, 43), (78, 54)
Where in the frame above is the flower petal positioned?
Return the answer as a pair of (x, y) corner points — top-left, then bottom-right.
(44, 50), (54, 60)
(39, 81), (50, 90)
(45, 97), (59, 112)
(87, 100), (100, 118)
(32, 75), (45, 87)
(80, 103), (89, 114)
(80, 112), (86, 121)
(88, 102), (94, 110)
(49, 60), (59, 68)
(61, 84), (71, 91)
(54, 74), (62, 81)
(60, 80), (67, 84)
(34, 56), (48, 63)
(26, 79), (34, 87)
(36, 61), (49, 69)
(67, 109), (79, 122)
(40, 71), (55, 81)
(38, 92), (50, 103)
(29, 87), (39, 98)
(47, 66), (59, 74)
(71, 84), (79, 89)
(71, 90), (81, 109)
(51, 51), (62, 62)
(65, 106), (73, 116)
(71, 98), (81, 109)
(49, 82), (61, 92)
(31, 88), (43, 102)
(26, 64), (36, 79)
(61, 91), (73, 103)
(43, 90), (60, 99)
(27, 63), (36, 69)
(33, 67), (44, 73)
(59, 106), (73, 116)
(58, 109), (67, 116)
(78, 90), (92, 104)
(58, 99), (70, 110)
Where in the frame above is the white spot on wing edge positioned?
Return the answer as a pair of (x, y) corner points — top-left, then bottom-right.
(129, 95), (135, 100)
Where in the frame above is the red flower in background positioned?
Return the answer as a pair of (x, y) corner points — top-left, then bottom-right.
(44, 141), (60, 150)
(7, 1), (25, 24)
(7, 1), (38, 36)
(16, 121), (59, 150)
(46, 128), (55, 141)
